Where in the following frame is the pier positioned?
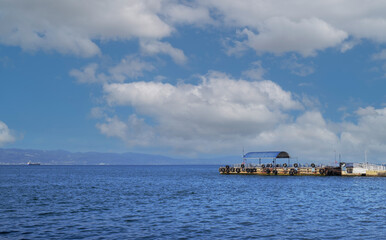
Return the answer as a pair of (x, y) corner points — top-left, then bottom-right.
(219, 163), (341, 176)
(219, 151), (386, 177)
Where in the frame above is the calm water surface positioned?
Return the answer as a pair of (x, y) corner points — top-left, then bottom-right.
(0, 165), (385, 239)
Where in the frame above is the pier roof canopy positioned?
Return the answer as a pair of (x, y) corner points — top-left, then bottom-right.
(243, 151), (290, 159)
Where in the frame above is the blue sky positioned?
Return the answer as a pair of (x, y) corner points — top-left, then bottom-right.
(1, 1), (386, 163)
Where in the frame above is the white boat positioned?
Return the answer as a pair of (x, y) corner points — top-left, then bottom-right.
(27, 161), (41, 165)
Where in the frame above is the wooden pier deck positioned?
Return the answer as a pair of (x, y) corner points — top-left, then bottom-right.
(219, 165), (341, 176)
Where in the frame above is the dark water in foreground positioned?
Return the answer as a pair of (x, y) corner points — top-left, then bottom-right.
(0, 165), (385, 239)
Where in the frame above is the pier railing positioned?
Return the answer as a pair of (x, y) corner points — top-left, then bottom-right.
(347, 163), (386, 171)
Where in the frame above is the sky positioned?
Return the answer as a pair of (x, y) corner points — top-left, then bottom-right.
(1, 0), (386, 163)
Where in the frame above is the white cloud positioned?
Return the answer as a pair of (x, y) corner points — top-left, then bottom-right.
(104, 71), (302, 113)
(70, 55), (154, 84)
(99, 72), (303, 153)
(70, 63), (103, 84)
(162, 3), (212, 25)
(140, 40), (187, 64)
(233, 18), (347, 57)
(96, 116), (128, 140)
(0, 121), (16, 146)
(96, 115), (154, 146)
(242, 61), (266, 80)
(202, 1), (386, 56)
(372, 49), (386, 60)
(109, 55), (155, 81)
(90, 107), (108, 119)
(282, 55), (315, 77)
(349, 17), (386, 43)
(340, 40), (360, 53)
(0, 0), (173, 57)
(256, 111), (339, 161)
(340, 107), (386, 156)
(245, 107), (386, 163)
(258, 106), (386, 163)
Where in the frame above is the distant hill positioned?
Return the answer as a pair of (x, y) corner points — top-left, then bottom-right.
(0, 148), (239, 165)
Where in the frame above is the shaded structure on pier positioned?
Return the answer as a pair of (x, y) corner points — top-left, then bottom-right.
(243, 151), (291, 165)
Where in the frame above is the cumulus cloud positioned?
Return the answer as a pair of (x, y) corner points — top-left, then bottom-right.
(0, 121), (16, 146)
(96, 115), (154, 146)
(340, 107), (386, 156)
(255, 111), (339, 160)
(98, 72), (303, 153)
(70, 55), (154, 84)
(232, 18), (347, 57)
(245, 107), (386, 163)
(104, 71), (301, 114)
(140, 40), (187, 64)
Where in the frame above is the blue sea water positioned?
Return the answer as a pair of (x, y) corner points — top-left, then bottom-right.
(0, 165), (385, 239)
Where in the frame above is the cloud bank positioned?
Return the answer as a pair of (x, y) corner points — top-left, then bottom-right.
(99, 72), (300, 152)
(203, 0), (386, 55)
(4, 0), (386, 162)
(3, 1), (386, 57)
(92, 71), (386, 162)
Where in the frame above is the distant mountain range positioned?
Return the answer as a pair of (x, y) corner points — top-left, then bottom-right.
(0, 148), (239, 165)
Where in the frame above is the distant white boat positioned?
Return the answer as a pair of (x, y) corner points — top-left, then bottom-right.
(27, 161), (40, 165)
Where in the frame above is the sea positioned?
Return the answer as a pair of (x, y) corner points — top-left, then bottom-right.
(0, 165), (385, 239)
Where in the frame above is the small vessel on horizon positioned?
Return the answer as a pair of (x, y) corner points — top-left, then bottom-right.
(27, 161), (41, 165)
